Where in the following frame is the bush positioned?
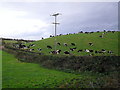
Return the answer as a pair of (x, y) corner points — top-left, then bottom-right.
(3, 46), (120, 74)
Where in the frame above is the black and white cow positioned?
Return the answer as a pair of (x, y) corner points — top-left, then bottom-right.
(95, 50), (99, 53)
(29, 49), (34, 51)
(64, 43), (68, 46)
(29, 44), (35, 47)
(108, 50), (113, 54)
(50, 50), (61, 54)
(78, 49), (83, 52)
(89, 50), (94, 53)
(64, 51), (70, 54)
(47, 45), (52, 49)
(19, 44), (26, 49)
(38, 48), (42, 51)
(70, 48), (74, 51)
(112, 31), (115, 33)
(101, 49), (106, 53)
(99, 35), (103, 38)
(71, 43), (75, 46)
(57, 42), (61, 45)
(49, 51), (56, 54)
(56, 50), (61, 54)
(89, 42), (93, 46)
(85, 49), (90, 52)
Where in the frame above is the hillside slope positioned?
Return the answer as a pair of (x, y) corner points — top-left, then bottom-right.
(26, 31), (119, 56)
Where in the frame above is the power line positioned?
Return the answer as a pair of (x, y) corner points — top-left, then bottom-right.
(51, 13), (61, 53)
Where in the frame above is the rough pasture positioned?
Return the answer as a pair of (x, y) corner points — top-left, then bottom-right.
(25, 31), (119, 56)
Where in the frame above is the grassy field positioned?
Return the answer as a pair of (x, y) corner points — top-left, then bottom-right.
(2, 31), (119, 88)
(2, 50), (102, 88)
(25, 31), (119, 56)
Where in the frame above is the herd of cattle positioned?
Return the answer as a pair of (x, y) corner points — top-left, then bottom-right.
(12, 30), (117, 56)
(49, 30), (116, 39)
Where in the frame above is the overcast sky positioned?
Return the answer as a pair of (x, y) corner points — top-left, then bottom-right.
(0, 1), (118, 40)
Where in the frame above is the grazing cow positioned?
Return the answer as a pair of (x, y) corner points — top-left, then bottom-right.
(70, 47), (77, 51)
(29, 49), (34, 51)
(38, 48), (42, 51)
(50, 35), (53, 37)
(59, 34), (62, 36)
(29, 44), (35, 47)
(98, 51), (103, 54)
(70, 48), (74, 51)
(47, 45), (52, 49)
(104, 30), (106, 32)
(56, 50), (61, 54)
(64, 43), (68, 46)
(64, 51), (70, 55)
(57, 42), (61, 45)
(90, 32), (94, 33)
(79, 31), (83, 33)
(89, 42), (93, 46)
(107, 31), (111, 32)
(19, 44), (26, 49)
(99, 35), (103, 38)
(49, 50), (61, 54)
(49, 51), (57, 54)
(71, 43), (75, 46)
(85, 32), (89, 34)
(95, 50), (99, 53)
(70, 48), (75, 51)
(101, 49), (106, 53)
(85, 49), (90, 52)
(108, 50), (113, 54)
(97, 31), (100, 33)
(73, 47), (77, 49)
(89, 50), (94, 52)
(23, 46), (28, 49)
(112, 31), (115, 33)
(78, 49), (83, 52)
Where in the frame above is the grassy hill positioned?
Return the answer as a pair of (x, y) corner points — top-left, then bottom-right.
(2, 31), (119, 88)
(25, 31), (119, 56)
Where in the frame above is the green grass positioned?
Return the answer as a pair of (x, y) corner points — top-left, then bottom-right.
(3, 40), (18, 44)
(25, 31), (119, 56)
(2, 50), (101, 88)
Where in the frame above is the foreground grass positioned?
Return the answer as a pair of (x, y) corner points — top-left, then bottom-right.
(2, 50), (101, 88)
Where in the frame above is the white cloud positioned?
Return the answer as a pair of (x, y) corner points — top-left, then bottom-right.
(0, 9), (50, 39)
(0, 2), (118, 40)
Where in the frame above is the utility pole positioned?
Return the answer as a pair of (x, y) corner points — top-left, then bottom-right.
(51, 13), (61, 53)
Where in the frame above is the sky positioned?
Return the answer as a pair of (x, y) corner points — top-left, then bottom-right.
(0, 1), (119, 40)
